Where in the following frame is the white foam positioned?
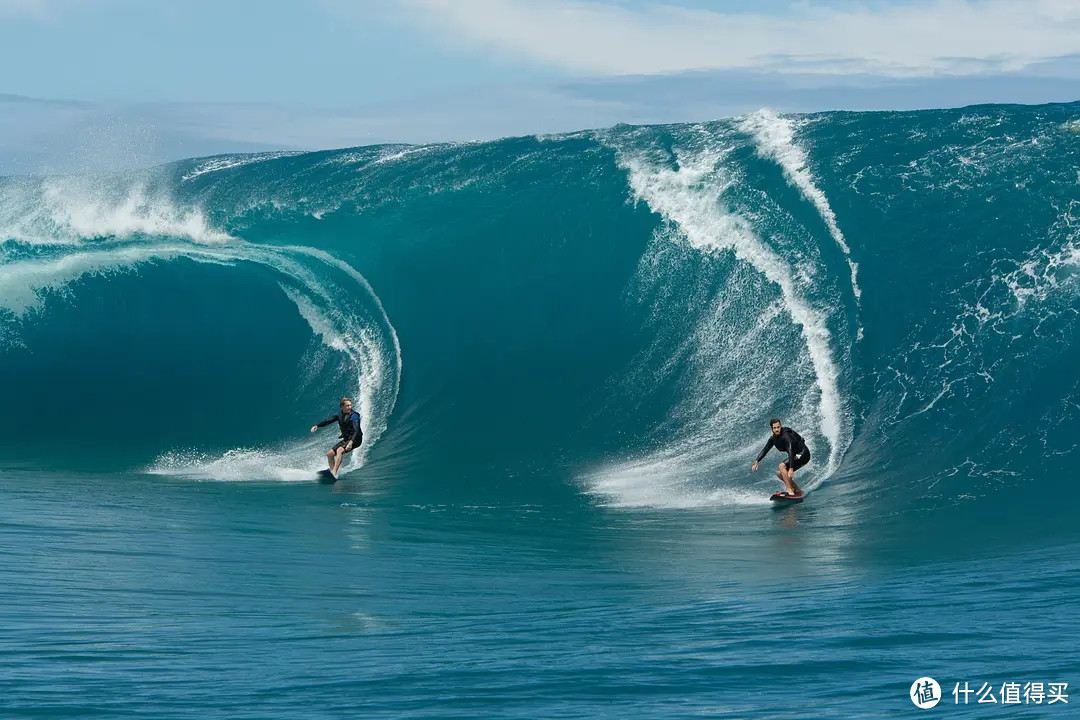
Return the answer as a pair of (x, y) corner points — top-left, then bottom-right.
(1004, 238), (1080, 307)
(1, 176), (231, 246)
(149, 449), (322, 482)
(181, 152), (301, 182)
(740, 110), (863, 336)
(585, 458), (768, 509)
(281, 285), (351, 353)
(372, 145), (437, 166)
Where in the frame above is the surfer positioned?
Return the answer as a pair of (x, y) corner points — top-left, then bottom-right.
(751, 418), (809, 497)
(310, 397), (363, 477)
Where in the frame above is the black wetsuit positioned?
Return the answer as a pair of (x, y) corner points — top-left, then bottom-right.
(317, 411), (363, 453)
(757, 427), (811, 471)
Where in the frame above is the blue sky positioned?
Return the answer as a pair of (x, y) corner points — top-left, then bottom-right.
(2, 0), (1080, 172)
(1, 0), (559, 104)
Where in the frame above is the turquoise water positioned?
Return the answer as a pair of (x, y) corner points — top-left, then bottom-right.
(2, 104), (1079, 717)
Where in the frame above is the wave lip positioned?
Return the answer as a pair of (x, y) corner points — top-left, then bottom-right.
(1, 176), (231, 246)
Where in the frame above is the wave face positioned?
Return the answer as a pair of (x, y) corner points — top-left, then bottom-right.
(2, 104), (1078, 522)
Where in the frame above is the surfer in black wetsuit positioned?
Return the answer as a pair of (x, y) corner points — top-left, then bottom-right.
(751, 418), (809, 497)
(310, 397), (363, 477)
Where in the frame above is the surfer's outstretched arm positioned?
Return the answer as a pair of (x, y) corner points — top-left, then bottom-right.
(752, 437), (775, 470)
(310, 414), (338, 433)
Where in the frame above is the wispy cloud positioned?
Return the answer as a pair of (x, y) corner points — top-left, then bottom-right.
(399, 0), (1080, 77)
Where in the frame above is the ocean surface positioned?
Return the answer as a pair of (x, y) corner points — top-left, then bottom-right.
(2, 103), (1079, 718)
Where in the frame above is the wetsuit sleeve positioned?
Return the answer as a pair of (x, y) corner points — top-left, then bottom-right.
(756, 437), (775, 463)
(347, 414), (363, 445)
(315, 414), (338, 428)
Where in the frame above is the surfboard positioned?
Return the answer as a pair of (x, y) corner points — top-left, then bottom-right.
(316, 469), (338, 483)
(770, 491), (804, 504)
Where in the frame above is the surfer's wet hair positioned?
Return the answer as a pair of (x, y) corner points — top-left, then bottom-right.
(770, 418), (781, 427)
(340, 397), (352, 406)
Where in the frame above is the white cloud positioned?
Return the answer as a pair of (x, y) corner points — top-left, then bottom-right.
(399, 0), (1080, 76)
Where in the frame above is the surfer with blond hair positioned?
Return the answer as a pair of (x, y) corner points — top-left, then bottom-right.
(310, 397), (363, 478)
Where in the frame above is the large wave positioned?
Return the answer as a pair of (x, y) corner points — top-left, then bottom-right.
(2, 103), (1077, 518)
